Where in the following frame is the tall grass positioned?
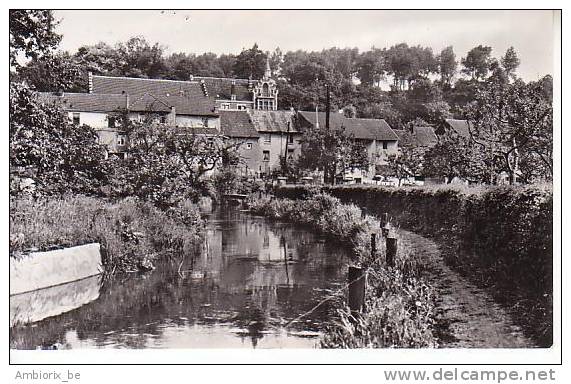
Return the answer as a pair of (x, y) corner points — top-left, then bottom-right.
(249, 193), (437, 348)
(273, 183), (553, 347)
(10, 196), (204, 273)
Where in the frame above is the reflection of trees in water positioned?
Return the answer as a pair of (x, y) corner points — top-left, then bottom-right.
(11, 211), (350, 349)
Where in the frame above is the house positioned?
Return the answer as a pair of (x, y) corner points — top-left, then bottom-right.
(248, 109), (299, 176)
(192, 57), (278, 112)
(219, 110), (261, 176)
(438, 118), (472, 139)
(296, 111), (399, 182)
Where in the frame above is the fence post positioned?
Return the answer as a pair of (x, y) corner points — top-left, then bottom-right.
(386, 237), (397, 267)
(348, 266), (366, 312)
(370, 233), (377, 258)
(381, 213), (390, 237)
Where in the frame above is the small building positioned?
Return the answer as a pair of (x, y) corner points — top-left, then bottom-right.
(219, 110), (261, 176)
(296, 111), (399, 182)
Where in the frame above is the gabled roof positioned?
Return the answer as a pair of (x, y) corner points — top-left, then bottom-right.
(38, 92), (127, 113)
(249, 110), (297, 133)
(129, 93), (172, 113)
(192, 76), (254, 101)
(297, 111), (398, 141)
(445, 119), (471, 138)
(412, 126), (438, 147)
(219, 110), (260, 138)
(91, 75), (217, 116)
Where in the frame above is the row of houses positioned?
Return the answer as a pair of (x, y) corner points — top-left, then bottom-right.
(39, 65), (468, 183)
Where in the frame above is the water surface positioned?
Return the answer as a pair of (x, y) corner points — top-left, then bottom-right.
(10, 209), (351, 349)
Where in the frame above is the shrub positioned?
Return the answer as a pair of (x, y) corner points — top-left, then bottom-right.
(9, 195), (205, 273)
(274, 183), (553, 346)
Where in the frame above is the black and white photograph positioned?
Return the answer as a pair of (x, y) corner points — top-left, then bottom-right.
(7, 6), (562, 370)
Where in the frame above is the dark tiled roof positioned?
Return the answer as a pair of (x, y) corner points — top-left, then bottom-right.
(394, 129), (417, 147)
(38, 92), (127, 113)
(298, 111), (398, 141)
(92, 75), (217, 116)
(445, 119), (471, 138)
(220, 111), (260, 138)
(193, 76), (254, 101)
(129, 93), (172, 113)
(249, 110), (297, 133)
(412, 126), (438, 147)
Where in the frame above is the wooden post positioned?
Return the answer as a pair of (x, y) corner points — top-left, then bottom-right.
(386, 237), (397, 267)
(380, 213), (389, 227)
(348, 266), (366, 312)
(370, 233), (377, 258)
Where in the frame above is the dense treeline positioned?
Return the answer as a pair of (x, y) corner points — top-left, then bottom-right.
(12, 30), (552, 129)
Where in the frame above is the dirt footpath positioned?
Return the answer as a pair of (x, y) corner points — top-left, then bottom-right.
(398, 229), (535, 348)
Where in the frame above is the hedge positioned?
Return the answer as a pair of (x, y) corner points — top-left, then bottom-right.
(273, 183), (553, 346)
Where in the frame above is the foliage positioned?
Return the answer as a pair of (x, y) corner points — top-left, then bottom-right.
(233, 43), (267, 79)
(437, 46), (457, 87)
(274, 183), (553, 347)
(386, 145), (426, 185)
(109, 116), (241, 207)
(297, 123), (369, 184)
(10, 10), (61, 68)
(17, 52), (85, 92)
(9, 82), (108, 196)
(465, 77), (553, 184)
(10, 195), (204, 273)
(461, 45), (493, 80)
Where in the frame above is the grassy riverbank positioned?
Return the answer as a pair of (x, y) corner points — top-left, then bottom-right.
(10, 196), (205, 273)
(273, 183), (553, 347)
(249, 193), (437, 348)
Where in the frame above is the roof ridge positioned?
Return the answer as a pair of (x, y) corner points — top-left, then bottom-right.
(192, 76), (252, 82)
(92, 74), (200, 85)
(131, 92), (172, 108)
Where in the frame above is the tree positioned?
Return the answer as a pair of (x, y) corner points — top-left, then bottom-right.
(10, 10), (61, 68)
(386, 145), (426, 186)
(461, 45), (493, 80)
(116, 115), (241, 207)
(10, 82), (107, 195)
(465, 78), (553, 184)
(423, 135), (489, 183)
(437, 46), (457, 87)
(501, 46), (521, 80)
(297, 124), (369, 184)
(114, 36), (168, 78)
(356, 49), (384, 86)
(18, 52), (85, 92)
(233, 43), (267, 79)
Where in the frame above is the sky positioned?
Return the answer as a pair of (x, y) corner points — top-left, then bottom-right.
(53, 10), (557, 82)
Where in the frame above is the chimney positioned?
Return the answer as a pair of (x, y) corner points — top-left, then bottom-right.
(125, 94), (130, 110)
(200, 80), (208, 97)
(189, 74), (194, 81)
(315, 105), (319, 128)
(231, 81), (236, 101)
(88, 71), (93, 93)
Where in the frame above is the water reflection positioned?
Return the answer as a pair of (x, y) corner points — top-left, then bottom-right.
(10, 209), (349, 349)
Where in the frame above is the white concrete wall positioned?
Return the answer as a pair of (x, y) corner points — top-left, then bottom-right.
(10, 274), (101, 326)
(68, 111), (109, 128)
(10, 243), (102, 295)
(175, 115), (220, 130)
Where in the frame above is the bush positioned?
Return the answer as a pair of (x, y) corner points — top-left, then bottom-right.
(9, 195), (205, 273)
(274, 183), (553, 346)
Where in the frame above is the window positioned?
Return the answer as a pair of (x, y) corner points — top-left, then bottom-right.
(117, 135), (126, 146)
(264, 134), (271, 143)
(108, 115), (116, 128)
(160, 115), (167, 124)
(246, 143), (253, 150)
(202, 118), (209, 128)
(72, 113), (80, 125)
(288, 134), (294, 144)
(382, 141), (388, 150)
(263, 150), (270, 162)
(287, 149), (294, 160)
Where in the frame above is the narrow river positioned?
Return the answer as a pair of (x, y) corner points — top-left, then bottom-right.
(10, 209), (351, 349)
